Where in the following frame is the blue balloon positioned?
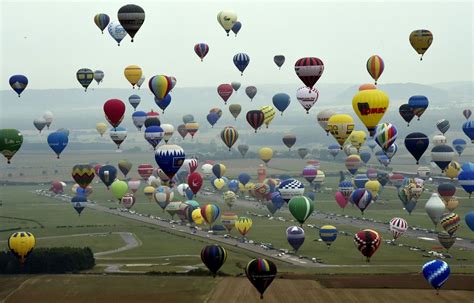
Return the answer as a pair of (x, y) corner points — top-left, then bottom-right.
(154, 145), (185, 180)
(155, 94), (171, 113)
(270, 191), (284, 210)
(353, 174), (368, 189)
(144, 125), (164, 149)
(185, 187), (194, 200)
(461, 162), (474, 172)
(9, 75), (28, 97)
(465, 211), (474, 231)
(458, 168), (474, 197)
(227, 179), (240, 193)
(359, 151), (371, 164)
(129, 94), (141, 110)
(452, 138), (467, 156)
(286, 226), (305, 252)
(238, 173), (251, 186)
(98, 165), (117, 188)
(231, 21), (242, 36)
(47, 131), (68, 158)
(422, 260), (450, 290)
(71, 195), (87, 215)
(408, 95), (429, 120)
(272, 93), (291, 115)
(206, 112), (220, 127)
(328, 144), (341, 159)
(462, 120), (474, 143)
(132, 111), (147, 130)
(233, 53), (250, 75)
(305, 191), (316, 201)
(404, 132), (429, 164)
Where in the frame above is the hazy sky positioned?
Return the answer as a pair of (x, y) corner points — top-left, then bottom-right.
(1, 0), (472, 90)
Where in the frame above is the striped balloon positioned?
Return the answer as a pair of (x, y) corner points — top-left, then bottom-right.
(288, 196), (314, 225)
(431, 145), (455, 171)
(440, 212), (460, 236)
(194, 43), (209, 61)
(462, 120), (474, 143)
(374, 123), (397, 151)
(201, 245), (227, 277)
(345, 155), (362, 176)
(422, 260), (450, 292)
(71, 164), (95, 189)
(233, 53), (250, 75)
(246, 110), (265, 133)
(350, 189), (373, 214)
(76, 68), (94, 91)
(389, 217), (408, 240)
(319, 225), (337, 248)
(437, 231), (456, 251)
(94, 13), (110, 33)
(200, 204), (220, 225)
(235, 217), (253, 237)
(245, 258), (277, 299)
(148, 75), (172, 100)
(294, 57), (324, 89)
(436, 119), (450, 135)
(221, 126), (239, 150)
(366, 55), (384, 85)
(260, 106), (276, 128)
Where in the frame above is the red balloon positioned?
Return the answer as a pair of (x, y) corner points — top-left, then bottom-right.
(217, 84), (233, 104)
(294, 57), (324, 89)
(354, 229), (381, 262)
(94, 164), (103, 176)
(335, 191), (348, 209)
(103, 99), (126, 128)
(138, 163), (154, 180)
(187, 172), (203, 195)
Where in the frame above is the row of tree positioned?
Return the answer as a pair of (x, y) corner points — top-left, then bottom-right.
(0, 247), (95, 274)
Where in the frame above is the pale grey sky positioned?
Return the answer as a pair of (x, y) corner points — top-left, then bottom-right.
(1, 0), (472, 90)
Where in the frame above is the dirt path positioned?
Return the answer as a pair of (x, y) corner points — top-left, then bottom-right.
(205, 277), (474, 303)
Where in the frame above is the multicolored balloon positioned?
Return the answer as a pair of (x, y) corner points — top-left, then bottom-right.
(366, 55), (384, 84)
(319, 225), (337, 248)
(354, 229), (381, 262)
(294, 57), (324, 89)
(194, 43), (209, 61)
(201, 245), (227, 277)
(245, 258), (277, 299)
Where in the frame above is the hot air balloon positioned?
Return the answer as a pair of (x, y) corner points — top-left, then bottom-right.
(187, 172), (203, 196)
(118, 4), (145, 42)
(316, 110), (336, 136)
(359, 150), (371, 164)
(76, 68), (94, 91)
(422, 260), (450, 294)
(9, 75), (28, 97)
(327, 114), (355, 147)
(116, 160), (132, 178)
(72, 164), (95, 189)
(354, 229), (381, 262)
(389, 217), (407, 241)
(217, 84), (233, 104)
(149, 75), (172, 101)
(431, 145), (455, 171)
(154, 145), (185, 180)
(345, 155), (362, 176)
(194, 43), (209, 61)
(425, 193), (446, 226)
(286, 226), (305, 251)
(399, 104), (415, 126)
(274, 55), (285, 69)
(160, 124), (174, 143)
(408, 95), (429, 120)
(366, 55), (384, 84)
(294, 57), (324, 89)
(364, 180), (381, 202)
(350, 189), (373, 214)
(205, 113), (219, 128)
(201, 245), (227, 277)
(458, 166), (474, 197)
(201, 204), (220, 226)
(404, 132), (429, 164)
(153, 185), (173, 210)
(235, 217), (252, 237)
(437, 183), (456, 203)
(143, 125), (164, 150)
(319, 225), (337, 247)
(8, 231), (35, 264)
(463, 109), (472, 120)
(177, 124), (188, 139)
(93, 70), (104, 84)
(288, 196), (314, 225)
(296, 86), (319, 114)
(155, 94), (171, 113)
(220, 126), (238, 150)
(120, 193), (135, 209)
(46, 131), (68, 159)
(348, 130), (367, 151)
(107, 20), (127, 46)
(124, 65), (143, 88)
(245, 86), (257, 101)
(238, 144), (249, 158)
(94, 13), (110, 33)
(465, 211), (474, 231)
(137, 163), (153, 180)
(281, 134), (296, 151)
(98, 165), (117, 188)
(352, 89), (389, 136)
(409, 29), (433, 60)
(212, 163), (226, 179)
(436, 119), (450, 135)
(103, 99), (126, 129)
(184, 122), (199, 139)
(245, 258), (277, 299)
(233, 53), (250, 75)
(127, 94), (141, 111)
(230, 21), (242, 36)
(109, 127), (127, 149)
(278, 179), (304, 203)
(246, 110), (265, 132)
(272, 93), (291, 115)
(231, 82), (241, 92)
(227, 104), (242, 120)
(452, 138), (466, 156)
(127, 179), (140, 193)
(260, 106), (276, 128)
(295, 148), (308, 160)
(217, 11), (237, 36)
(374, 123), (397, 151)
(462, 121), (474, 143)
(438, 231), (456, 251)
(33, 118), (46, 133)
(440, 212), (460, 236)
(110, 180), (128, 201)
(259, 147), (273, 165)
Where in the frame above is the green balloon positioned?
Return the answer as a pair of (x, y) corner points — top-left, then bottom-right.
(0, 129), (23, 164)
(288, 196), (314, 225)
(110, 180), (128, 200)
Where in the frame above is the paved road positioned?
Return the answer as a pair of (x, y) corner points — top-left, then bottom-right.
(94, 232), (141, 257)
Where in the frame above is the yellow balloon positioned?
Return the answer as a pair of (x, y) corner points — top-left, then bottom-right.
(96, 122), (107, 137)
(235, 217), (253, 237)
(217, 11), (237, 35)
(124, 65), (143, 88)
(348, 130), (367, 150)
(352, 89), (389, 136)
(327, 114), (355, 147)
(245, 182), (255, 197)
(444, 197), (459, 212)
(444, 161), (461, 179)
(143, 186), (155, 202)
(259, 147), (273, 164)
(213, 178), (226, 190)
(260, 106), (276, 128)
(191, 208), (204, 225)
(409, 29), (433, 60)
(8, 231), (35, 264)
(364, 180), (381, 197)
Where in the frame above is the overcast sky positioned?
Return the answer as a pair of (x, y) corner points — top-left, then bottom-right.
(1, 0), (472, 90)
